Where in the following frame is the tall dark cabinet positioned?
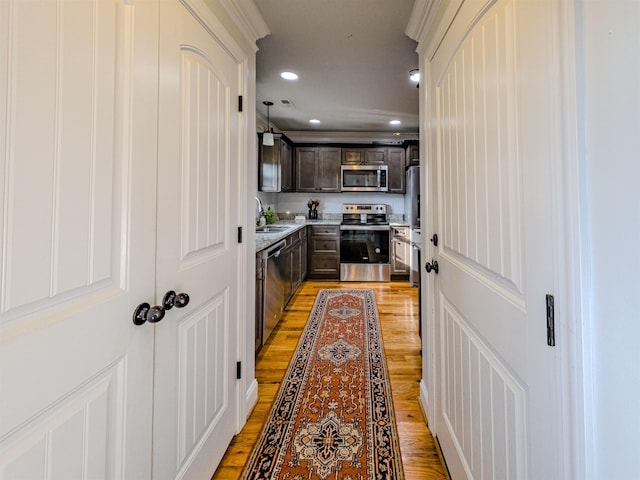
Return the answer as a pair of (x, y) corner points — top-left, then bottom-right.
(258, 134), (294, 192)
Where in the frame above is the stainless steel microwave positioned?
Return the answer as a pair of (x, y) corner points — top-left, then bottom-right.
(340, 165), (388, 192)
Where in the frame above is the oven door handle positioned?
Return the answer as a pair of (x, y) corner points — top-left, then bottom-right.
(340, 225), (390, 231)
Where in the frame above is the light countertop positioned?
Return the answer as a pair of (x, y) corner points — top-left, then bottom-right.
(255, 220), (340, 253)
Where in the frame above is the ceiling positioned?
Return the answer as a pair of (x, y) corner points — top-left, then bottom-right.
(254, 0), (419, 140)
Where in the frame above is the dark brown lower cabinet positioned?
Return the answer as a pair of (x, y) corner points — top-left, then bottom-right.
(307, 225), (340, 279)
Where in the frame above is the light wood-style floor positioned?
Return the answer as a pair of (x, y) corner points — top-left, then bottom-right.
(212, 280), (448, 480)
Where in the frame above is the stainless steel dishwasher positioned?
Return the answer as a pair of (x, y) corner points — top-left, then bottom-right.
(263, 239), (288, 345)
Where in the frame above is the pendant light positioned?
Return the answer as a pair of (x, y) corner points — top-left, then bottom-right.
(262, 101), (274, 146)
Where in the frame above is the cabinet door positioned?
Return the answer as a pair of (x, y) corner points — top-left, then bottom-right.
(342, 148), (363, 164)
(317, 147), (341, 192)
(391, 227), (410, 275)
(285, 245), (296, 304)
(387, 148), (406, 193)
(259, 140), (280, 192)
(280, 140), (294, 192)
(406, 143), (419, 165)
(364, 148), (387, 165)
(300, 234), (308, 280)
(295, 147), (318, 192)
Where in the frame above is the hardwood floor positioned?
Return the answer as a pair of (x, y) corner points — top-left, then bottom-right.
(212, 281), (448, 480)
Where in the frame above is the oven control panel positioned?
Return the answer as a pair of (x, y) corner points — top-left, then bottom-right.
(342, 204), (388, 214)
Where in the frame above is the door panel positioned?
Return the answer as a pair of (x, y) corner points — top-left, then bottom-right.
(428, 0), (559, 478)
(153, 1), (240, 478)
(176, 293), (230, 465)
(0, 1), (158, 479)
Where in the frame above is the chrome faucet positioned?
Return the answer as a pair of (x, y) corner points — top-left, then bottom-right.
(256, 197), (265, 225)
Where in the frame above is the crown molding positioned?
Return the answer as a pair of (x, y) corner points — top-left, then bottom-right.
(406, 0), (439, 48)
(218, 0), (270, 50)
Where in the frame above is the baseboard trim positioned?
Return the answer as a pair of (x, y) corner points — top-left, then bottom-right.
(418, 379), (430, 424)
(243, 378), (259, 427)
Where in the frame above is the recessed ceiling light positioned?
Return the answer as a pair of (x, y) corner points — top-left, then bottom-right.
(309, 119), (321, 124)
(389, 120), (401, 125)
(280, 71), (298, 80)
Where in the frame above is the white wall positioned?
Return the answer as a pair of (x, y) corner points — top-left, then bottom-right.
(580, 1), (640, 478)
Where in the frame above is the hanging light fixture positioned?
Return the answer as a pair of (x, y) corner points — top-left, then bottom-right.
(262, 101), (274, 146)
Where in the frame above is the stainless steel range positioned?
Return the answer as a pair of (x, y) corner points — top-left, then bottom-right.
(340, 204), (390, 282)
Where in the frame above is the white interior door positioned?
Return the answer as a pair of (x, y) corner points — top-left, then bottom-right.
(0, 2), (159, 479)
(426, 0), (560, 478)
(152, 1), (241, 478)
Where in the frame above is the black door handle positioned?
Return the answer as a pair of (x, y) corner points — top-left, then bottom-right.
(425, 260), (439, 274)
(132, 302), (165, 325)
(133, 290), (190, 326)
(162, 290), (191, 310)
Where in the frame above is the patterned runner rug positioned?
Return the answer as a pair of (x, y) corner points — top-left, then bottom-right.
(242, 289), (404, 480)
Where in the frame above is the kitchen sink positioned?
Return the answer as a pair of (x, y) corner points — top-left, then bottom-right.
(255, 225), (290, 233)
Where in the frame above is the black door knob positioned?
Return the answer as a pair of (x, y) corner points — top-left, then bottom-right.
(163, 290), (191, 310)
(175, 292), (190, 308)
(425, 260), (439, 274)
(132, 302), (166, 326)
(430, 234), (438, 247)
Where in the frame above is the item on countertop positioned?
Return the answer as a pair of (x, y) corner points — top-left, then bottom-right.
(294, 215), (306, 224)
(264, 207), (279, 224)
(307, 199), (320, 219)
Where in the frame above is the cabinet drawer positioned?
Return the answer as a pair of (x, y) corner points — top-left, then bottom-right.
(288, 230), (301, 242)
(392, 226), (409, 238)
(310, 237), (339, 254)
(310, 225), (339, 237)
(308, 254), (340, 278)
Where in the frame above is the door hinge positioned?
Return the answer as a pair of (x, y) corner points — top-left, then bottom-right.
(238, 95), (243, 112)
(546, 294), (555, 347)
(238, 226), (243, 244)
(236, 361), (242, 379)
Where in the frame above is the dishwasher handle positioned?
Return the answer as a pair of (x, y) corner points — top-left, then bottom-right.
(267, 240), (287, 259)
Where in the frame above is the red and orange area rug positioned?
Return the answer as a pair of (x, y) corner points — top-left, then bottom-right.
(242, 289), (404, 480)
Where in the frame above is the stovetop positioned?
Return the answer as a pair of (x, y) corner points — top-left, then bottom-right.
(341, 204), (389, 226)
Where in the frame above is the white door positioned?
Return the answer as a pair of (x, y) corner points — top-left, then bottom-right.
(0, 2), (158, 479)
(152, 1), (241, 478)
(426, 0), (560, 478)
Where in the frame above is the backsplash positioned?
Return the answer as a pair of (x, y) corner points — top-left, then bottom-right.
(256, 192), (407, 223)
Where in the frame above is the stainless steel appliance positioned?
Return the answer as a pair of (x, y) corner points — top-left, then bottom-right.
(262, 239), (288, 346)
(255, 252), (264, 352)
(340, 165), (388, 192)
(340, 204), (390, 281)
(405, 166), (421, 288)
(404, 165), (420, 229)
